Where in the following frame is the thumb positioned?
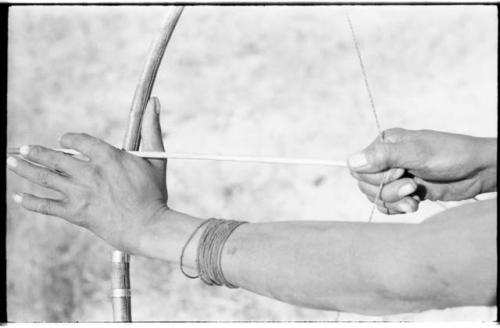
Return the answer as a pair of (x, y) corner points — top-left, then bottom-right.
(141, 97), (165, 169)
(347, 141), (414, 173)
(141, 97), (165, 152)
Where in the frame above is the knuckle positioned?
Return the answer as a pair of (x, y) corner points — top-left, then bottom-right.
(60, 132), (75, 145)
(52, 158), (62, 171)
(59, 193), (71, 205)
(37, 200), (51, 215)
(36, 170), (51, 186)
(29, 145), (42, 158)
(382, 128), (405, 142)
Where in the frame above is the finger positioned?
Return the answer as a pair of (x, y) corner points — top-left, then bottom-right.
(18, 145), (88, 177)
(397, 197), (420, 213)
(412, 177), (460, 202)
(347, 128), (419, 173)
(358, 178), (418, 203)
(59, 132), (117, 161)
(351, 167), (405, 186)
(367, 193), (419, 214)
(12, 192), (67, 218)
(141, 97), (165, 152)
(376, 205), (401, 215)
(140, 97), (166, 171)
(7, 156), (72, 193)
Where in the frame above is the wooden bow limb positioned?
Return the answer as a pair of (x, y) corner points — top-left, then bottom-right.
(123, 6), (185, 151)
(112, 6), (184, 322)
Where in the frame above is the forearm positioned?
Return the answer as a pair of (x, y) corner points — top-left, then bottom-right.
(137, 214), (410, 314)
(221, 220), (417, 315)
(137, 200), (496, 315)
(221, 212), (495, 315)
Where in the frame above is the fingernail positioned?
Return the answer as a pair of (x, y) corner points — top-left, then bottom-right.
(389, 168), (405, 181)
(398, 183), (416, 198)
(7, 157), (17, 168)
(19, 145), (30, 156)
(398, 202), (413, 213)
(12, 193), (23, 204)
(347, 152), (368, 169)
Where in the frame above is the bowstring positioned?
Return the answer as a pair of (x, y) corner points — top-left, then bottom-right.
(346, 11), (388, 222)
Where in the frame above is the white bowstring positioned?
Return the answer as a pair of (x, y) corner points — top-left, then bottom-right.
(346, 13), (383, 138)
(346, 11), (388, 222)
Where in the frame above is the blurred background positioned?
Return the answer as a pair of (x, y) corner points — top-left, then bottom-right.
(6, 5), (497, 322)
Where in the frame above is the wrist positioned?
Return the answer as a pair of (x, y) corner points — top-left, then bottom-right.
(136, 207), (204, 263)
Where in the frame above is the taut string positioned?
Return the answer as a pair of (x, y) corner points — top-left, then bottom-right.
(346, 11), (388, 222)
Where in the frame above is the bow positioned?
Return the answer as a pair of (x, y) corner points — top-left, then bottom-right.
(112, 6), (184, 322)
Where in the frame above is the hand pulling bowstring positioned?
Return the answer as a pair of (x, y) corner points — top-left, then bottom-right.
(346, 10), (389, 222)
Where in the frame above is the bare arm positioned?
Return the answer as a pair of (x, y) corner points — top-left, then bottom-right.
(142, 198), (496, 316)
(223, 199), (497, 315)
(7, 101), (496, 315)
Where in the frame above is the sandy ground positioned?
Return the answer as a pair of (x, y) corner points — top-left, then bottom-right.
(6, 5), (497, 321)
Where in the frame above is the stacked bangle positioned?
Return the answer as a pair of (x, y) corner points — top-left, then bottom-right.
(180, 218), (248, 288)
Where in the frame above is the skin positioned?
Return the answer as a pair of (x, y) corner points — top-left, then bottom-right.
(347, 128), (497, 214)
(6, 98), (497, 315)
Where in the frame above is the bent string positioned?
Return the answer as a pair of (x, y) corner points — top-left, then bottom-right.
(346, 12), (388, 222)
